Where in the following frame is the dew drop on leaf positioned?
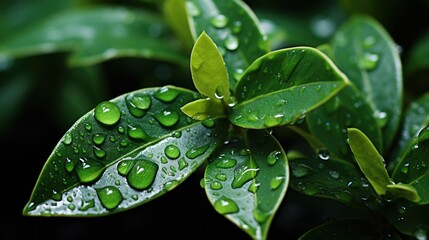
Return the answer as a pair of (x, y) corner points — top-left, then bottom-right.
(93, 146), (106, 159)
(92, 133), (106, 145)
(270, 176), (285, 190)
(117, 160), (136, 176)
(231, 162), (259, 189)
(232, 21), (242, 34)
(215, 158), (237, 169)
(62, 132), (72, 145)
(94, 101), (121, 126)
(75, 157), (104, 183)
(291, 164), (313, 178)
(186, 1), (200, 17)
(216, 173), (227, 181)
(154, 108), (180, 127)
(210, 14), (229, 28)
(178, 158), (188, 170)
(127, 125), (149, 141)
(363, 35), (376, 49)
(126, 93), (151, 118)
(210, 181), (223, 190)
(65, 158), (74, 172)
(84, 123), (92, 131)
(248, 181), (260, 193)
(361, 52), (379, 70)
(224, 35), (239, 51)
(264, 114), (284, 127)
(186, 145), (209, 159)
(96, 186), (123, 210)
(165, 145), (180, 159)
(202, 118), (215, 128)
(127, 159), (159, 190)
(253, 207), (270, 223)
(318, 148), (330, 161)
(214, 196), (239, 214)
(267, 150), (281, 166)
(329, 170), (340, 179)
(154, 87), (179, 102)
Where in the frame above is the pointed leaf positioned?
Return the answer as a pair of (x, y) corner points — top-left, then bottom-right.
(387, 183), (420, 203)
(204, 130), (288, 240)
(0, 6), (187, 67)
(23, 86), (228, 216)
(289, 156), (377, 209)
(180, 97), (226, 120)
(347, 128), (392, 196)
(331, 15), (403, 150)
(191, 31), (230, 103)
(306, 85), (382, 161)
(299, 218), (380, 240)
(185, 0), (269, 90)
(230, 47), (349, 129)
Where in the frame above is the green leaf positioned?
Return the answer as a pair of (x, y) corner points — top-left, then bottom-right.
(23, 86), (228, 216)
(180, 97), (226, 120)
(404, 30), (429, 76)
(306, 85), (382, 160)
(185, 0), (269, 91)
(0, 6), (187, 67)
(289, 156), (377, 209)
(190, 31), (230, 104)
(230, 47), (349, 129)
(331, 15), (403, 151)
(392, 127), (429, 205)
(347, 128), (392, 196)
(387, 183), (420, 203)
(298, 218), (380, 240)
(162, 0), (194, 51)
(204, 129), (288, 240)
(389, 93), (429, 171)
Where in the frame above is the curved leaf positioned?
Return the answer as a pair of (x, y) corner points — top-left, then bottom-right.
(180, 97), (225, 120)
(331, 15), (403, 151)
(23, 86), (228, 216)
(230, 47), (350, 129)
(347, 128), (392, 196)
(298, 218), (380, 240)
(185, 0), (269, 90)
(0, 6), (186, 67)
(204, 129), (288, 240)
(289, 156), (378, 209)
(306, 85), (382, 160)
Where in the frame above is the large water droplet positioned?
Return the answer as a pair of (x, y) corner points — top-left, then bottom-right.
(94, 101), (121, 126)
(154, 108), (180, 127)
(96, 186), (123, 210)
(231, 162), (259, 188)
(264, 114), (284, 127)
(361, 52), (379, 71)
(270, 176), (285, 190)
(253, 207), (271, 223)
(210, 181), (223, 190)
(214, 196), (239, 214)
(93, 146), (106, 159)
(75, 157), (104, 183)
(127, 159), (158, 190)
(248, 181), (260, 193)
(318, 148), (330, 161)
(210, 15), (228, 28)
(186, 145), (209, 159)
(117, 160), (136, 176)
(154, 86), (179, 102)
(126, 93), (151, 118)
(92, 133), (106, 145)
(267, 150), (281, 166)
(216, 158), (237, 168)
(165, 145), (180, 159)
(178, 158), (188, 170)
(127, 125), (149, 141)
(62, 132), (73, 145)
(224, 35), (239, 51)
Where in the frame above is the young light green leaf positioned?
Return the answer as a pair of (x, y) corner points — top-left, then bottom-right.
(347, 128), (393, 196)
(230, 47), (350, 129)
(387, 183), (421, 203)
(180, 97), (226, 120)
(190, 31), (230, 103)
(0, 6), (187, 67)
(23, 86), (228, 216)
(185, 0), (269, 91)
(331, 15), (403, 151)
(204, 129), (288, 240)
(289, 156), (377, 209)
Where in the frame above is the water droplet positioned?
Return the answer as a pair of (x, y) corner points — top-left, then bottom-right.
(62, 132), (72, 145)
(248, 181), (260, 193)
(178, 158), (188, 170)
(267, 151), (281, 166)
(202, 118), (215, 128)
(126, 93), (151, 118)
(232, 21), (242, 34)
(361, 52), (379, 70)
(216, 158), (237, 168)
(231, 162), (259, 188)
(292, 164), (314, 178)
(318, 148), (330, 161)
(233, 68), (244, 81)
(94, 101), (121, 126)
(210, 181), (223, 190)
(186, 1), (200, 17)
(165, 145), (180, 159)
(75, 157), (104, 183)
(214, 196), (239, 214)
(154, 86), (179, 102)
(400, 163), (409, 174)
(92, 133), (106, 145)
(96, 186), (123, 210)
(270, 176), (285, 190)
(363, 35), (376, 49)
(93, 146), (106, 159)
(172, 131), (182, 138)
(84, 123), (92, 131)
(264, 114), (284, 127)
(374, 110), (388, 128)
(186, 145), (209, 159)
(127, 125), (149, 141)
(253, 207), (271, 223)
(65, 158), (74, 172)
(329, 170), (340, 179)
(127, 159), (158, 190)
(414, 227), (427, 240)
(117, 160), (135, 176)
(154, 108), (180, 127)
(224, 35), (239, 51)
(210, 15), (229, 28)
(332, 189), (353, 203)
(215, 173), (227, 181)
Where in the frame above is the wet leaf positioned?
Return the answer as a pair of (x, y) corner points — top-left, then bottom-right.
(162, 0), (194, 51)
(348, 128), (392, 196)
(204, 129), (288, 240)
(0, 6), (186, 67)
(331, 15), (403, 151)
(23, 86), (228, 216)
(185, 0), (269, 91)
(230, 47), (349, 129)
(289, 156), (377, 209)
(180, 97), (226, 120)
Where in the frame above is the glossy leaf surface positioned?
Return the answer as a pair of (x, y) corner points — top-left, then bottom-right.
(0, 6), (186, 67)
(23, 86), (228, 216)
(289, 156), (377, 209)
(331, 15), (402, 150)
(347, 128), (392, 196)
(180, 97), (226, 120)
(392, 127), (429, 205)
(299, 218), (379, 240)
(204, 129), (288, 240)
(185, 0), (269, 90)
(306, 85), (382, 160)
(230, 47), (349, 129)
